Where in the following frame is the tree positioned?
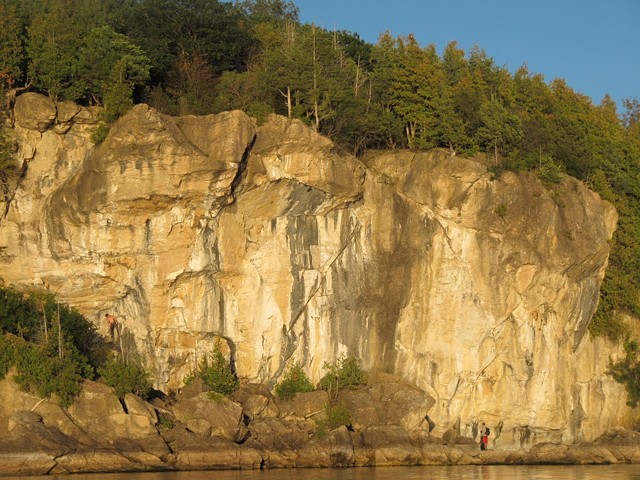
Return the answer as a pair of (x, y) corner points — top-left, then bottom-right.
(26, 0), (108, 101)
(442, 41), (469, 86)
(475, 99), (522, 164)
(121, 0), (254, 87)
(0, 2), (24, 91)
(608, 340), (640, 407)
(549, 78), (599, 179)
(622, 97), (640, 139)
(368, 32), (404, 148)
(512, 65), (555, 168)
(0, 129), (18, 214)
(389, 36), (446, 149)
(238, 0), (299, 26)
(80, 25), (150, 109)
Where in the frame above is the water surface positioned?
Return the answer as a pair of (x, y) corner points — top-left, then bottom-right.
(5, 465), (640, 480)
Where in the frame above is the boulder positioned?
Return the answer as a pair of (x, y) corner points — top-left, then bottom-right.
(13, 92), (56, 132)
(278, 390), (328, 420)
(232, 383), (279, 420)
(353, 425), (422, 466)
(173, 392), (243, 440)
(336, 373), (434, 431)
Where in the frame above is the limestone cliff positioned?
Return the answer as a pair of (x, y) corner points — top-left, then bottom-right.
(0, 93), (633, 450)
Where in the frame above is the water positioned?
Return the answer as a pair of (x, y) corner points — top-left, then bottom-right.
(3, 466), (640, 480)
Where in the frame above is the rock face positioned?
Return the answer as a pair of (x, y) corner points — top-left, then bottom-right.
(0, 372), (638, 476)
(0, 93), (634, 451)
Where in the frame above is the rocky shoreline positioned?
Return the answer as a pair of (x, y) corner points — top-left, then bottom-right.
(2, 429), (640, 477)
(1, 372), (639, 476)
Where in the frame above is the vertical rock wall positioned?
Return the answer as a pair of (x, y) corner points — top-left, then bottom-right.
(0, 94), (632, 450)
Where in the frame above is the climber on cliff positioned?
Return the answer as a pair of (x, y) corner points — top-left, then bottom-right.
(480, 422), (490, 451)
(105, 313), (119, 342)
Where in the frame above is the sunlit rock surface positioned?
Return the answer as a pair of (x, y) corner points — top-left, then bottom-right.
(0, 93), (632, 451)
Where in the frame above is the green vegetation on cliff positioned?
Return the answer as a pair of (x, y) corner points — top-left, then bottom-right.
(608, 340), (640, 408)
(275, 362), (315, 400)
(185, 341), (238, 396)
(0, 287), (104, 405)
(0, 286), (152, 405)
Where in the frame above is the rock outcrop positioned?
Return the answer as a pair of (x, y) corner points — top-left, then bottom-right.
(0, 372), (638, 476)
(0, 93), (636, 454)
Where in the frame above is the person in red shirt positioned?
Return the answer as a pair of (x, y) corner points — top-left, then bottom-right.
(480, 422), (489, 451)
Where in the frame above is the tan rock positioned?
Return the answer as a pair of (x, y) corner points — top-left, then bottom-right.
(278, 390), (328, 420)
(66, 380), (159, 442)
(354, 425), (422, 466)
(248, 417), (308, 450)
(14, 92), (56, 132)
(124, 393), (158, 424)
(0, 93), (633, 452)
(336, 374), (434, 431)
(232, 383), (279, 420)
(0, 452), (57, 476)
(173, 392), (243, 440)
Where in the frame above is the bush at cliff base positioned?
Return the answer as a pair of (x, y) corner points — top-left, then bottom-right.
(319, 354), (367, 394)
(98, 356), (152, 399)
(184, 343), (238, 396)
(275, 362), (315, 400)
(0, 287), (107, 407)
(0, 332), (93, 407)
(608, 340), (640, 407)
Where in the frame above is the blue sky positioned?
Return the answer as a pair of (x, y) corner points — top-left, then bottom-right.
(293, 0), (639, 110)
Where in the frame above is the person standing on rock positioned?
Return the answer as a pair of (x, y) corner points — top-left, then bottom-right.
(480, 422), (490, 451)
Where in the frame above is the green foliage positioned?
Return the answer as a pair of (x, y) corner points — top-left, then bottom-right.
(494, 203), (508, 219)
(608, 340), (640, 407)
(12, 334), (92, 407)
(0, 286), (110, 406)
(157, 414), (175, 430)
(319, 354), (366, 394)
(26, 0), (104, 101)
(0, 128), (18, 197)
(316, 403), (352, 437)
(185, 343), (238, 396)
(0, 334), (15, 379)
(90, 123), (111, 144)
(0, 287), (105, 367)
(0, 287), (40, 338)
(98, 356), (152, 399)
(275, 362), (315, 400)
(475, 99), (523, 164)
(589, 311), (628, 341)
(538, 155), (564, 187)
(0, 2), (24, 88)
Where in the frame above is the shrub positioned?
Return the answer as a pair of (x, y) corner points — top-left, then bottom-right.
(538, 155), (564, 187)
(319, 354), (366, 394)
(590, 315), (626, 340)
(90, 122), (110, 144)
(158, 415), (175, 430)
(316, 403), (352, 437)
(185, 343), (237, 396)
(0, 287), (106, 371)
(275, 362), (315, 400)
(494, 203), (508, 219)
(608, 340), (640, 408)
(98, 356), (152, 399)
(0, 334), (15, 379)
(13, 335), (92, 407)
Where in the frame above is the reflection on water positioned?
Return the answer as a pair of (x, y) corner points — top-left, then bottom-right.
(4, 466), (640, 480)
